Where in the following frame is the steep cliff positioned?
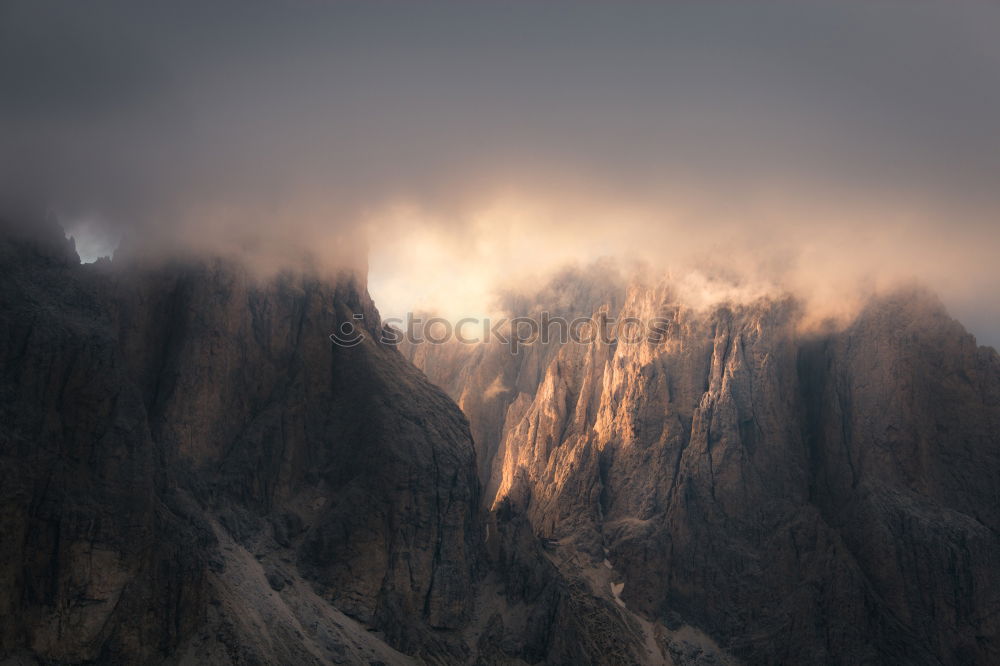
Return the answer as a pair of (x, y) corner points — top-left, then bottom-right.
(0, 221), (483, 665)
(403, 263), (627, 502)
(0, 225), (211, 663)
(1, 220), (670, 665)
(5, 220), (998, 665)
(409, 270), (1000, 665)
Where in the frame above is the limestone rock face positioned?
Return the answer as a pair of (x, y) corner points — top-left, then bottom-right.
(112, 256), (483, 647)
(799, 290), (1000, 664)
(409, 270), (1000, 665)
(5, 219), (999, 665)
(2, 222), (664, 666)
(402, 263), (627, 502)
(0, 221), (483, 664)
(0, 224), (208, 664)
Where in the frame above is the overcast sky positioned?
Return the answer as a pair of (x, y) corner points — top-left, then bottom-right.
(2, 2), (999, 345)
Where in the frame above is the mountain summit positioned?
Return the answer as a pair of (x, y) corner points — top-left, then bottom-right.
(2, 223), (998, 664)
(407, 268), (1000, 664)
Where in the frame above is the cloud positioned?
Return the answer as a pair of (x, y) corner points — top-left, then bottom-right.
(2, 1), (999, 345)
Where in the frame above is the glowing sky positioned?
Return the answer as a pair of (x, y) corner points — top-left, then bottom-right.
(2, 2), (999, 346)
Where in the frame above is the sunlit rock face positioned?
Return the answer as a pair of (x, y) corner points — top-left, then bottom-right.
(408, 267), (1000, 665)
(402, 263), (629, 501)
(3, 217), (998, 665)
(0, 220), (671, 666)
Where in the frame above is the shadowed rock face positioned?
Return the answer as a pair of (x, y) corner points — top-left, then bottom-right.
(0, 226), (209, 663)
(113, 255), (484, 648)
(0, 221), (663, 666)
(0, 221), (485, 664)
(409, 270), (1000, 665)
(797, 293), (1000, 664)
(4, 220), (999, 665)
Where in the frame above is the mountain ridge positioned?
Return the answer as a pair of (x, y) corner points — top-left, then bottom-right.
(406, 267), (1000, 664)
(0, 220), (665, 665)
(2, 221), (998, 664)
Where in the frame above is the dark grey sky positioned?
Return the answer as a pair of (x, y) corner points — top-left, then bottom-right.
(2, 2), (999, 345)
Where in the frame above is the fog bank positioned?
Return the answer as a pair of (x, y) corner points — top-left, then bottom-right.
(2, 2), (999, 346)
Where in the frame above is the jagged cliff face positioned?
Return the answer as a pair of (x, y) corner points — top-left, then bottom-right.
(0, 223), (476, 664)
(0, 222), (662, 666)
(408, 270), (1000, 665)
(4, 220), (999, 665)
(405, 265), (628, 502)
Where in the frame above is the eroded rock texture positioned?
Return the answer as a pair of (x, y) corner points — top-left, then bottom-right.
(0, 221), (489, 665)
(0, 224), (208, 663)
(4, 219), (998, 665)
(2, 221), (675, 665)
(409, 268), (1000, 665)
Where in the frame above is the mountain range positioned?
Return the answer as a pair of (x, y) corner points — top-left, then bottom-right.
(2, 221), (998, 665)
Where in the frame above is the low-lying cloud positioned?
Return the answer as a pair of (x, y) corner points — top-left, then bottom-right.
(2, 1), (999, 346)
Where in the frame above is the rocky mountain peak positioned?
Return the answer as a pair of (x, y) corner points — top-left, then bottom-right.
(407, 267), (1000, 664)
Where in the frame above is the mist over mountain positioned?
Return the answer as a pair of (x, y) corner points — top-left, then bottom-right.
(4, 2), (1000, 665)
(406, 264), (1000, 664)
(3, 217), (998, 664)
(3, 218), (666, 665)
(4, 1), (1000, 345)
